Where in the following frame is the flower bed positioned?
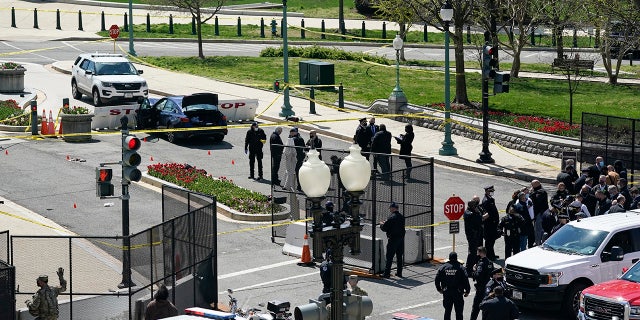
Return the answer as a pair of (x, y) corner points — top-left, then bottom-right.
(0, 99), (40, 126)
(147, 163), (284, 215)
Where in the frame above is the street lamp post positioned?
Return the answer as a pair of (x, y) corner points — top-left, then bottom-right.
(388, 34), (407, 114)
(299, 145), (371, 320)
(279, 0), (294, 118)
(438, 0), (457, 156)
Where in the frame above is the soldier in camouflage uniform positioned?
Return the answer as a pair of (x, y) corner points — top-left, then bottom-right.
(26, 267), (67, 320)
(348, 275), (368, 296)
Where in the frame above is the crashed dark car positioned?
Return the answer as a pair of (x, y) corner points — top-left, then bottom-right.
(136, 93), (228, 143)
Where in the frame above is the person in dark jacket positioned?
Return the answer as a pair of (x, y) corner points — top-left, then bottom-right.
(463, 196), (484, 275)
(269, 127), (284, 186)
(380, 202), (406, 278)
(498, 207), (525, 259)
(435, 252), (470, 320)
(470, 247), (494, 320)
(291, 128), (306, 191)
(354, 118), (371, 159)
(482, 185), (500, 260)
(395, 124), (415, 179)
(371, 123), (392, 179)
(244, 122), (267, 180)
(479, 286), (519, 320)
(530, 180), (549, 247)
(305, 130), (323, 159)
(145, 284), (178, 320)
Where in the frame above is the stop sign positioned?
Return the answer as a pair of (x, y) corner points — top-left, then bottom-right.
(109, 24), (120, 39)
(444, 196), (465, 220)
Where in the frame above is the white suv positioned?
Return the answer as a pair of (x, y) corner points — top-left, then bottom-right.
(71, 53), (148, 106)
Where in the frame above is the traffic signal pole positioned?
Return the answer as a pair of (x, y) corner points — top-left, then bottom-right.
(118, 116), (135, 288)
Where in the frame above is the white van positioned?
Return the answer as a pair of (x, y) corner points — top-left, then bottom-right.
(504, 211), (640, 317)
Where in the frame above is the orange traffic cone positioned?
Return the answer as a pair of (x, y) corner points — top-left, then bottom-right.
(297, 233), (314, 266)
(47, 111), (55, 135)
(58, 117), (63, 135)
(41, 109), (48, 135)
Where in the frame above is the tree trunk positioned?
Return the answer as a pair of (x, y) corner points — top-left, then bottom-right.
(196, 12), (204, 59)
(556, 26), (565, 59)
(453, 25), (469, 105)
(511, 54), (521, 78)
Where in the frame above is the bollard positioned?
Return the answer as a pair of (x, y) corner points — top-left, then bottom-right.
(101, 11), (106, 31)
(382, 22), (387, 39)
(321, 19), (325, 39)
(310, 87), (316, 114)
(215, 16), (219, 36)
(280, 18), (284, 38)
(33, 8), (39, 29)
(260, 17), (265, 38)
(30, 101), (38, 136)
(301, 19), (305, 39)
(237, 17), (241, 36)
(467, 25), (471, 44)
(78, 10), (83, 31)
(11, 7), (16, 28)
(56, 9), (61, 30)
(531, 29), (535, 46)
(169, 14), (174, 34)
(338, 83), (344, 110)
(361, 21), (365, 38)
(124, 13), (128, 32)
(423, 24), (427, 42)
(191, 17), (196, 35)
(146, 13), (150, 33)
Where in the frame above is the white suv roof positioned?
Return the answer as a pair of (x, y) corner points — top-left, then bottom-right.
(569, 209), (640, 232)
(79, 53), (130, 63)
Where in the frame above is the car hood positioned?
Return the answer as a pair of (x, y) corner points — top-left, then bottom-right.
(97, 75), (146, 83)
(505, 246), (591, 271)
(584, 279), (640, 303)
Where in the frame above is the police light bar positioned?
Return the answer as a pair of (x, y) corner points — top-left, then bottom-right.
(184, 307), (235, 320)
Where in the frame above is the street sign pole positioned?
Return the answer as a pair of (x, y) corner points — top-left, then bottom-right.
(444, 194), (464, 256)
(109, 24), (120, 54)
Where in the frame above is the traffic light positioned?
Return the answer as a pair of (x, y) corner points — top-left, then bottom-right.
(494, 72), (510, 94)
(294, 295), (373, 320)
(122, 134), (142, 183)
(274, 79), (280, 92)
(482, 43), (497, 79)
(96, 167), (114, 197)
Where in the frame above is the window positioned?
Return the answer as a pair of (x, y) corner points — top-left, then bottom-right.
(605, 230), (635, 254)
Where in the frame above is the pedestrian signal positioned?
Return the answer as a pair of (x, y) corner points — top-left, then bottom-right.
(96, 167), (114, 197)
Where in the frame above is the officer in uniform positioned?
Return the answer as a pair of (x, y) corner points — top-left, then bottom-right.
(484, 268), (509, 300)
(322, 201), (335, 226)
(26, 267), (67, 320)
(319, 249), (333, 295)
(498, 207), (524, 259)
(482, 185), (500, 260)
(470, 247), (494, 320)
(435, 252), (471, 320)
(463, 196), (484, 275)
(380, 202), (406, 278)
(550, 213), (569, 236)
(244, 122), (267, 180)
(479, 286), (519, 320)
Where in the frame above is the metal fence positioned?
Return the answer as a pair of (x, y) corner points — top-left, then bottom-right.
(271, 145), (434, 273)
(0, 259), (15, 320)
(9, 185), (217, 319)
(581, 112), (639, 183)
(0, 230), (8, 264)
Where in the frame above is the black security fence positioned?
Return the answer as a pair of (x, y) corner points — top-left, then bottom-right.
(0, 230), (8, 264)
(8, 185), (217, 319)
(581, 113), (639, 183)
(271, 145), (434, 273)
(0, 259), (15, 320)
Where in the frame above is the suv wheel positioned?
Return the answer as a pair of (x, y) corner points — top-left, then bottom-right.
(563, 282), (589, 318)
(92, 88), (102, 106)
(71, 80), (82, 99)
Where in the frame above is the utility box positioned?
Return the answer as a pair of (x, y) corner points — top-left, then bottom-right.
(299, 60), (334, 86)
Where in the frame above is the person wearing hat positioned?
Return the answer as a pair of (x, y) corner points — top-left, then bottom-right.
(483, 268), (509, 301)
(145, 284), (178, 320)
(379, 202), (406, 278)
(322, 201), (337, 226)
(481, 185), (500, 261)
(26, 267), (66, 320)
(463, 195), (484, 275)
(435, 251), (470, 320)
(550, 212), (569, 236)
(470, 247), (494, 320)
(353, 118), (371, 159)
(498, 206), (525, 259)
(244, 122), (267, 180)
(479, 286), (519, 320)
(305, 130), (323, 159)
(269, 126), (284, 186)
(348, 275), (368, 296)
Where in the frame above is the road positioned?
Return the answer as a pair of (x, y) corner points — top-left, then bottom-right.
(0, 42), (565, 319)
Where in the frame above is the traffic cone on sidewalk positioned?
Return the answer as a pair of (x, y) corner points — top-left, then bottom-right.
(41, 109), (48, 135)
(297, 233), (314, 267)
(47, 111), (55, 135)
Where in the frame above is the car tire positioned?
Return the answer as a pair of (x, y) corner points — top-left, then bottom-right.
(71, 80), (82, 99)
(167, 124), (178, 144)
(212, 135), (224, 143)
(563, 282), (589, 318)
(92, 88), (103, 107)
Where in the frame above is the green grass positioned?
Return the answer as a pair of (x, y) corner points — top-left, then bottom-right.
(139, 54), (640, 124)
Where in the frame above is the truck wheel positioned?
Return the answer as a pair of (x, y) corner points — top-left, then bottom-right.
(71, 80), (82, 99)
(563, 282), (589, 318)
(92, 89), (102, 107)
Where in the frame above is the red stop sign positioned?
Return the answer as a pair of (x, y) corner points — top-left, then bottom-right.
(444, 196), (465, 220)
(109, 24), (120, 39)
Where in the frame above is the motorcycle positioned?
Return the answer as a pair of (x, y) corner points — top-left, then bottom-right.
(227, 289), (292, 320)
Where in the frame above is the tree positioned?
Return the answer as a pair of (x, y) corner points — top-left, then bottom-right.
(151, 0), (225, 59)
(554, 51), (590, 125)
(375, 0), (417, 61)
(540, 0), (582, 60)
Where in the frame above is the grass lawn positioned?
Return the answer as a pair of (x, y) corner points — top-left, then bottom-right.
(139, 55), (640, 124)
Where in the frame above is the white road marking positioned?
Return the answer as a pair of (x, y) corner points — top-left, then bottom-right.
(218, 271), (317, 294)
(218, 259), (299, 279)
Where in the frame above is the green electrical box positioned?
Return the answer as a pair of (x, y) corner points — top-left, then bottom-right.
(299, 60), (334, 86)
(299, 60), (316, 85)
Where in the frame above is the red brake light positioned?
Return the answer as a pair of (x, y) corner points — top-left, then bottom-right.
(222, 115), (227, 121)
(180, 117), (190, 123)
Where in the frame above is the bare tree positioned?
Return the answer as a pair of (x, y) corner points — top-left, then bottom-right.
(554, 51), (588, 125)
(151, 0), (225, 59)
(375, 0), (416, 61)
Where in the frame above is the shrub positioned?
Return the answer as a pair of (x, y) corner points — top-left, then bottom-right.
(0, 99), (39, 126)
(260, 45), (390, 65)
(147, 163), (284, 215)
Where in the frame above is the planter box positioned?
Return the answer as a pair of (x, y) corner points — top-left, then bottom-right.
(61, 114), (94, 142)
(0, 68), (26, 93)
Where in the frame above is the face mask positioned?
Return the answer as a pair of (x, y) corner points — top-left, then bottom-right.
(490, 192), (495, 197)
(599, 161), (605, 167)
(253, 127), (258, 131)
(496, 276), (504, 281)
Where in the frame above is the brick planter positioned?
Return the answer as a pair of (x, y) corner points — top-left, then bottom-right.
(0, 68), (26, 93)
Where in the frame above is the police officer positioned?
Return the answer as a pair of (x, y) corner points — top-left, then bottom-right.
(550, 213), (569, 236)
(354, 118), (371, 159)
(380, 202), (406, 278)
(482, 185), (500, 260)
(479, 286), (519, 320)
(244, 122), (267, 180)
(470, 247), (494, 320)
(464, 195), (484, 275)
(484, 268), (509, 300)
(322, 201), (340, 227)
(319, 249), (346, 303)
(499, 207), (524, 259)
(26, 267), (67, 320)
(269, 126), (284, 186)
(435, 252), (471, 320)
